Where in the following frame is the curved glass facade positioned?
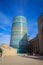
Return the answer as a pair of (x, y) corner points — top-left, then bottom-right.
(10, 16), (28, 53)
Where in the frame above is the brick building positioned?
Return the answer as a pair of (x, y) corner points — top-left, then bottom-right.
(38, 13), (43, 55)
(29, 13), (43, 55)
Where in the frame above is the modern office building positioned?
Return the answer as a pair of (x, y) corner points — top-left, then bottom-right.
(10, 16), (28, 53)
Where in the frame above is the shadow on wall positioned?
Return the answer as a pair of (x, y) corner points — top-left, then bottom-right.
(17, 33), (29, 53)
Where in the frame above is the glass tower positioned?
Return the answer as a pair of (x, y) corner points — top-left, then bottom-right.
(10, 16), (28, 53)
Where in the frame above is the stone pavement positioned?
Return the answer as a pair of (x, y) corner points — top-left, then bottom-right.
(21, 55), (43, 60)
(0, 56), (43, 65)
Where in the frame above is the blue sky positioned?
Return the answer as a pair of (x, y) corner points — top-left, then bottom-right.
(0, 0), (43, 45)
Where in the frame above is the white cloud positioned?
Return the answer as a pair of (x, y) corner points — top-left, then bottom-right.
(0, 12), (12, 25)
(0, 33), (11, 45)
(0, 12), (12, 32)
(0, 25), (7, 31)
